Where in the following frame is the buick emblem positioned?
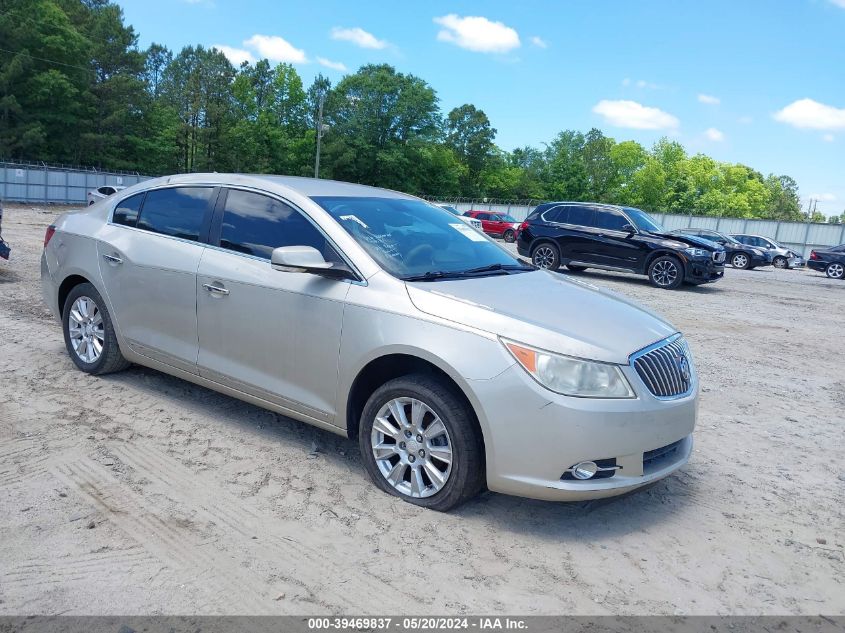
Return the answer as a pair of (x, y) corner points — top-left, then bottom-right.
(677, 355), (691, 382)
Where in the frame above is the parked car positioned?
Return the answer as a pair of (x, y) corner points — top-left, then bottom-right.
(807, 244), (845, 279)
(87, 185), (126, 206)
(668, 228), (770, 269)
(434, 203), (483, 231)
(42, 174), (697, 510)
(0, 199), (9, 260)
(730, 234), (805, 269)
(463, 210), (521, 242)
(517, 202), (725, 289)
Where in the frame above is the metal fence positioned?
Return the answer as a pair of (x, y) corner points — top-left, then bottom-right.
(430, 198), (845, 258)
(0, 160), (152, 205)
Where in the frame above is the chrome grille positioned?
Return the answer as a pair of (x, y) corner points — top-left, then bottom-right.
(631, 336), (692, 398)
(712, 251), (726, 263)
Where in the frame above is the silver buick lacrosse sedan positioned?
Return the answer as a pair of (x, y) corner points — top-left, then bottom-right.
(41, 174), (696, 510)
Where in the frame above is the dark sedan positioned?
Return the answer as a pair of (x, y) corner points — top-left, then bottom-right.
(808, 244), (845, 279)
(668, 228), (771, 269)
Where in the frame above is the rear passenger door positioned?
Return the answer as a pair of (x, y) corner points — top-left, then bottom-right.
(97, 186), (217, 373)
(195, 188), (351, 426)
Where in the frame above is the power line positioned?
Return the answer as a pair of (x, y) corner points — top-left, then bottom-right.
(0, 46), (94, 75)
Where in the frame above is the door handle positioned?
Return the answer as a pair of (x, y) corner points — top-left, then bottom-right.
(102, 253), (123, 264)
(202, 283), (229, 295)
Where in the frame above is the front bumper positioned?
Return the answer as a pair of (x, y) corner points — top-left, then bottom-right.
(684, 257), (724, 284)
(468, 362), (697, 502)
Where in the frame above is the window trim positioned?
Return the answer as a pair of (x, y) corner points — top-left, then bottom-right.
(208, 185), (364, 283)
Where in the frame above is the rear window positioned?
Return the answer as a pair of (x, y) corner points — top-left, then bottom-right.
(136, 187), (214, 242)
(112, 193), (145, 228)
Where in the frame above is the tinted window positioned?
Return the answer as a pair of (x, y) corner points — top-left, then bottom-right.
(568, 206), (596, 227)
(113, 193), (144, 227)
(476, 213), (490, 221)
(594, 208), (630, 231)
(136, 187), (212, 241)
(220, 189), (338, 262)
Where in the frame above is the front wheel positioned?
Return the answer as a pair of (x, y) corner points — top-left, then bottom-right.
(502, 229), (516, 243)
(732, 253), (751, 269)
(773, 256), (788, 269)
(648, 255), (684, 289)
(62, 282), (130, 375)
(531, 243), (560, 270)
(826, 262), (845, 279)
(358, 374), (485, 511)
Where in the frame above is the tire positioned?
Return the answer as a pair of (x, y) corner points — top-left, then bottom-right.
(503, 229), (516, 243)
(531, 242), (560, 270)
(566, 264), (588, 272)
(826, 262), (845, 280)
(358, 373), (485, 512)
(773, 256), (788, 269)
(732, 253), (751, 269)
(62, 282), (130, 375)
(648, 255), (684, 289)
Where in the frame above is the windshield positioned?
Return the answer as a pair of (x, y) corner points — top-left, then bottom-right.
(440, 205), (461, 215)
(624, 207), (665, 233)
(313, 196), (524, 280)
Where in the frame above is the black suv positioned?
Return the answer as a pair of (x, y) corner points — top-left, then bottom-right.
(517, 202), (725, 289)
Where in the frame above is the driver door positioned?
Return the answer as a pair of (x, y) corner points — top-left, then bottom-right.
(196, 188), (351, 425)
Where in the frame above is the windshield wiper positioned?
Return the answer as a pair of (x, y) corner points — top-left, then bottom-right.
(402, 263), (531, 282)
(460, 263), (532, 274)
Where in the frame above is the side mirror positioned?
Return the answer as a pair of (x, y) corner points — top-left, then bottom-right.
(622, 223), (637, 234)
(271, 245), (353, 280)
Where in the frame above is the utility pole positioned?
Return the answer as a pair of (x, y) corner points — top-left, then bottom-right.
(314, 93), (325, 179)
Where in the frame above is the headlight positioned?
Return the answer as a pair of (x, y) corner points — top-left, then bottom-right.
(503, 340), (635, 398)
(684, 247), (709, 258)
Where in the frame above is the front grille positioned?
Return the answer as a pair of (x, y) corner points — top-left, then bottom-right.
(632, 336), (692, 398)
(712, 251), (726, 263)
(643, 439), (683, 472)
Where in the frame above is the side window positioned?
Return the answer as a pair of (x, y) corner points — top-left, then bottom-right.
(136, 187), (213, 242)
(544, 206), (569, 223)
(594, 208), (630, 231)
(476, 213), (490, 221)
(568, 206), (596, 228)
(734, 235), (749, 245)
(219, 189), (340, 262)
(112, 193), (145, 228)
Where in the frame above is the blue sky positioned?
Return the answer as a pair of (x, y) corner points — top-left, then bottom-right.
(118, 0), (845, 215)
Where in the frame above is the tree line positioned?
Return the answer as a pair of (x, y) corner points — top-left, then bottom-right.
(2, 0), (836, 222)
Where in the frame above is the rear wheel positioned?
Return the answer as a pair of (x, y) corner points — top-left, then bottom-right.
(62, 282), (130, 375)
(531, 243), (560, 270)
(503, 229), (516, 243)
(732, 253), (751, 269)
(648, 255), (684, 289)
(826, 262), (844, 279)
(773, 256), (788, 269)
(358, 374), (484, 511)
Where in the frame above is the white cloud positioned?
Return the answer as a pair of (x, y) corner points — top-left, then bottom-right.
(773, 98), (845, 130)
(592, 100), (679, 130)
(698, 94), (720, 105)
(705, 127), (725, 141)
(213, 45), (255, 65)
(829, 0), (845, 8)
(822, 133), (835, 142)
(810, 192), (837, 201)
(738, 115), (753, 124)
(330, 27), (388, 50)
(243, 34), (307, 64)
(317, 57), (347, 72)
(622, 78), (659, 89)
(433, 14), (520, 54)
(530, 36), (547, 49)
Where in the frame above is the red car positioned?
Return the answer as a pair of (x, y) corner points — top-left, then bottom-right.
(463, 211), (521, 243)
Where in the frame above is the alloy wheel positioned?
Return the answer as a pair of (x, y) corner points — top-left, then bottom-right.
(67, 296), (105, 364)
(827, 263), (844, 279)
(773, 256), (787, 269)
(733, 254), (748, 268)
(652, 260), (679, 286)
(532, 246), (556, 269)
(370, 397), (453, 498)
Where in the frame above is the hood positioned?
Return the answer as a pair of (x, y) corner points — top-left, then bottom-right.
(406, 271), (676, 365)
(650, 232), (722, 251)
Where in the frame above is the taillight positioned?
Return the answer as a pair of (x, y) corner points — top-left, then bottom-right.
(519, 221), (529, 232)
(810, 251), (819, 260)
(44, 225), (56, 248)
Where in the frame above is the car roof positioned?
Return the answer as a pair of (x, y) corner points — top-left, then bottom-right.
(150, 173), (416, 200)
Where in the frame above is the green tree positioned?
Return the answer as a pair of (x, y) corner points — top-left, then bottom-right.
(445, 104), (496, 194)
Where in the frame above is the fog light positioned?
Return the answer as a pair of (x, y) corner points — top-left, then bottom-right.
(571, 461), (599, 480)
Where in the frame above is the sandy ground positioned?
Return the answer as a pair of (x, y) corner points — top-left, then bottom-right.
(0, 203), (843, 616)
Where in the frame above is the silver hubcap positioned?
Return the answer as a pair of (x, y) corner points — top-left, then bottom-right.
(68, 296), (104, 364)
(829, 263), (844, 278)
(652, 260), (678, 286)
(774, 257), (786, 268)
(734, 254), (748, 268)
(533, 246), (555, 269)
(370, 397), (453, 499)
